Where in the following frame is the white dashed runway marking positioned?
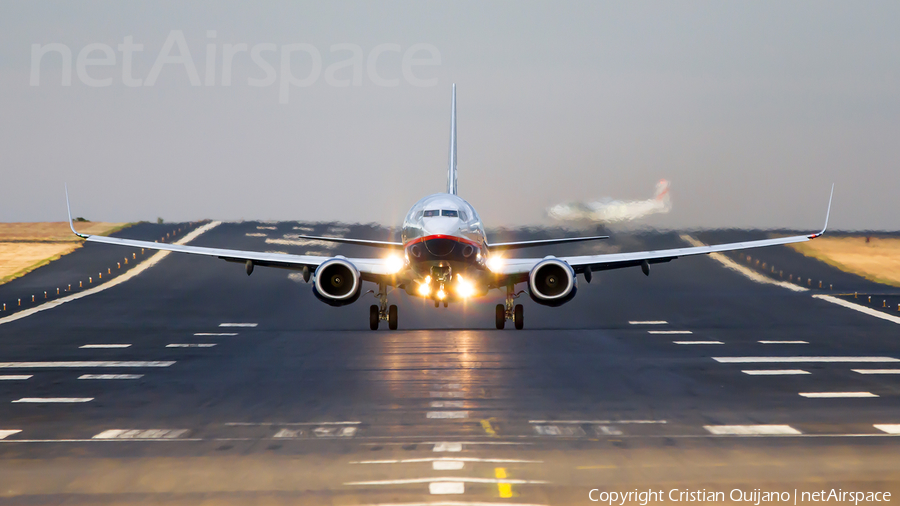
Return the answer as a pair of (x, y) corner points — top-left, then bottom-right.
(852, 369), (900, 374)
(674, 341), (723, 345)
(351, 457), (542, 464)
(528, 420), (666, 424)
(742, 370), (810, 375)
(12, 398), (93, 403)
(430, 482), (465, 494)
(874, 424), (900, 434)
(648, 330), (692, 334)
(758, 341), (808, 344)
(714, 357), (900, 364)
(427, 411), (468, 419)
(0, 430), (21, 439)
(704, 425), (801, 435)
(799, 392), (878, 398)
(194, 333), (238, 336)
(219, 323), (257, 327)
(433, 460), (465, 470)
(0, 375), (32, 380)
(431, 401), (465, 408)
(79, 344), (132, 349)
(0, 361), (174, 368)
(629, 321), (668, 325)
(166, 344), (217, 348)
(78, 374), (143, 380)
(93, 429), (189, 439)
(430, 391), (464, 398)
(433, 442), (462, 452)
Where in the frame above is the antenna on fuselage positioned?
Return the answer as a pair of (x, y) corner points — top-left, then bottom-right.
(447, 83), (457, 195)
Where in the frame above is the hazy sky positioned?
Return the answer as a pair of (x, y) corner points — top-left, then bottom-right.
(1, 1), (898, 230)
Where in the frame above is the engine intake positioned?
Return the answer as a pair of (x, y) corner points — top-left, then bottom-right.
(313, 258), (361, 306)
(528, 257), (577, 306)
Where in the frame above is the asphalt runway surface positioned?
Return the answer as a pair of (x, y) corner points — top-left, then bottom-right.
(1, 221), (899, 505)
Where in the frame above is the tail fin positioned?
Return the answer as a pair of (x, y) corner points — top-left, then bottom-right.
(447, 84), (457, 195)
(654, 179), (670, 201)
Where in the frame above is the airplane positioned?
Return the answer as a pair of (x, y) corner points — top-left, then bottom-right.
(548, 179), (671, 223)
(67, 84), (834, 331)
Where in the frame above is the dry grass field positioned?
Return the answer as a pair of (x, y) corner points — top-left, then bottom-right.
(0, 222), (130, 284)
(789, 236), (900, 287)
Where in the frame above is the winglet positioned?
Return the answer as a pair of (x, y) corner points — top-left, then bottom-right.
(65, 184), (88, 239)
(809, 183), (834, 239)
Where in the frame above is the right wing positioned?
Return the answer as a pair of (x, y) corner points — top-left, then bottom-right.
(65, 188), (403, 281)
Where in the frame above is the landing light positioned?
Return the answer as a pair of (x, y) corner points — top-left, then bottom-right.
(437, 288), (446, 300)
(487, 255), (504, 272)
(417, 282), (431, 297)
(455, 275), (475, 298)
(385, 255), (404, 274)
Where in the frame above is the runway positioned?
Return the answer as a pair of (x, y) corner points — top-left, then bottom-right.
(0, 221), (899, 504)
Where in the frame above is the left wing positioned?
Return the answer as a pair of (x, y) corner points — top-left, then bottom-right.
(64, 187), (403, 282)
(492, 185), (833, 283)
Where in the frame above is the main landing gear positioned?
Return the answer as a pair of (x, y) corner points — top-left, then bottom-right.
(369, 282), (398, 330)
(496, 284), (524, 330)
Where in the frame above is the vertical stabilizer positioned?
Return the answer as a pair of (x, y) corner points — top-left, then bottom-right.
(447, 84), (457, 195)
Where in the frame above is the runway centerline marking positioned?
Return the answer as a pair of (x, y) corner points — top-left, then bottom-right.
(0, 430), (21, 440)
(12, 398), (93, 403)
(629, 321), (668, 325)
(0, 222), (220, 327)
(78, 374), (143, 380)
(79, 344), (131, 349)
(713, 357), (900, 363)
(0, 361), (175, 368)
(812, 294), (900, 325)
(852, 369), (900, 374)
(219, 323), (257, 327)
(430, 391), (464, 398)
(758, 341), (808, 344)
(874, 425), (900, 434)
(799, 392), (878, 398)
(225, 421), (360, 426)
(166, 343), (217, 348)
(742, 370), (810, 375)
(0, 375), (32, 380)
(704, 425), (801, 435)
(194, 333), (238, 336)
(648, 330), (692, 334)
(674, 341), (723, 345)
(431, 401), (465, 408)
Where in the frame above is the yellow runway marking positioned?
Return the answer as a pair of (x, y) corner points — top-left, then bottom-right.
(480, 418), (497, 437)
(495, 467), (512, 498)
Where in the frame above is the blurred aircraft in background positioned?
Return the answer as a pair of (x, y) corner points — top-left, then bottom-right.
(548, 179), (671, 223)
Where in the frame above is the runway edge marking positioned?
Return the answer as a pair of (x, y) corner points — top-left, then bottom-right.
(680, 234), (808, 292)
(812, 295), (900, 325)
(0, 221), (222, 327)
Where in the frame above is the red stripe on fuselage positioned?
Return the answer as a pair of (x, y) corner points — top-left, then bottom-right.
(404, 234), (484, 250)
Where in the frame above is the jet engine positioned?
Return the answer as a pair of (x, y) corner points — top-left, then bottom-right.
(528, 257), (577, 306)
(313, 258), (362, 306)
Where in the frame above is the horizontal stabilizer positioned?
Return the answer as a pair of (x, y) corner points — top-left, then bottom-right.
(488, 235), (608, 250)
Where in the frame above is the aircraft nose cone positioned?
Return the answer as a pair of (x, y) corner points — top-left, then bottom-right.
(423, 218), (459, 236)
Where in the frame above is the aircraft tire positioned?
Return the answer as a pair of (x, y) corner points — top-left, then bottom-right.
(514, 304), (524, 330)
(369, 305), (379, 330)
(388, 305), (398, 330)
(495, 304), (505, 330)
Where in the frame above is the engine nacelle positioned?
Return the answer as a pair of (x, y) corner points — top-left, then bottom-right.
(528, 257), (577, 307)
(312, 258), (362, 307)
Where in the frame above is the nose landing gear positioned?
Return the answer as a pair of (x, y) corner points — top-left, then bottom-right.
(495, 284), (525, 330)
(369, 281), (398, 330)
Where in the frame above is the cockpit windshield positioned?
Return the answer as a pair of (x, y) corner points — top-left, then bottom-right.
(423, 209), (461, 218)
(423, 210), (440, 217)
(441, 210), (459, 217)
